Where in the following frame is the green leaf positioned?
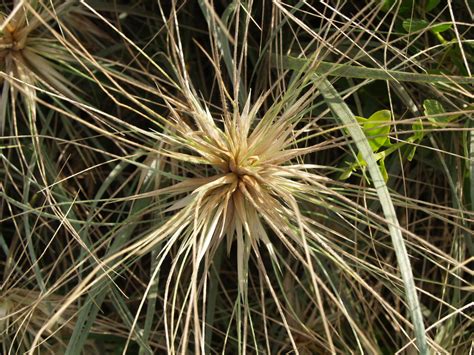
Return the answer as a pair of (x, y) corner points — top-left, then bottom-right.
(407, 120), (424, 161)
(381, 0), (414, 14)
(412, 120), (424, 141)
(426, 0), (440, 12)
(423, 99), (451, 126)
(342, 111), (392, 180)
(403, 19), (428, 33)
(355, 115), (367, 124)
(363, 110), (392, 152)
(380, 0), (396, 12)
(431, 23), (452, 33)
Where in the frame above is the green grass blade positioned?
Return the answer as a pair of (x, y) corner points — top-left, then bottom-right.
(317, 76), (429, 354)
(284, 56), (474, 85)
(65, 160), (146, 354)
(197, 0), (246, 106)
(204, 243), (224, 353)
(470, 124), (474, 212)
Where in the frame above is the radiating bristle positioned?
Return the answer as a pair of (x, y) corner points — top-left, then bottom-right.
(1, 1), (472, 354)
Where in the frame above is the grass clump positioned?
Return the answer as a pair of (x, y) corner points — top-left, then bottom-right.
(0, 0), (104, 133)
(1, 1), (473, 354)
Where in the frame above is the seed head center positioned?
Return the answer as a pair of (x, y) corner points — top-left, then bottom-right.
(1, 23), (24, 52)
(229, 158), (246, 178)
(226, 156), (262, 196)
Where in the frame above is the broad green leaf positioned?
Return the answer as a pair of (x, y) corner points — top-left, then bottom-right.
(407, 119), (425, 161)
(342, 111), (392, 180)
(426, 0), (440, 12)
(355, 115), (367, 124)
(403, 19), (428, 33)
(412, 120), (424, 141)
(431, 23), (452, 33)
(423, 99), (451, 126)
(381, 0), (414, 14)
(380, 0), (396, 12)
(363, 110), (392, 151)
(403, 19), (451, 35)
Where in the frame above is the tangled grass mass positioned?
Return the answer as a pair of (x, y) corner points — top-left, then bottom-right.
(0, 1), (473, 354)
